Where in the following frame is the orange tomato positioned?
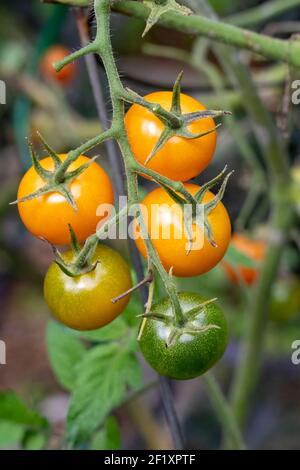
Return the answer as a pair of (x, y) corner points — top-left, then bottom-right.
(125, 92), (217, 182)
(133, 184), (231, 277)
(17, 154), (114, 245)
(222, 234), (266, 285)
(40, 45), (75, 85)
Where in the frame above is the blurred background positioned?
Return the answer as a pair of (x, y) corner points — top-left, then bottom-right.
(0, 0), (300, 450)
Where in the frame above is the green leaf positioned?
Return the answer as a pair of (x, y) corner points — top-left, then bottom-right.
(0, 421), (24, 448)
(22, 430), (47, 450)
(90, 416), (121, 450)
(75, 316), (128, 343)
(67, 343), (142, 446)
(46, 322), (86, 391)
(224, 244), (257, 268)
(0, 392), (47, 429)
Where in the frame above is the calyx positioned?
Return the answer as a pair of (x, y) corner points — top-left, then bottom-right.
(141, 297), (220, 347)
(124, 71), (231, 165)
(11, 133), (97, 211)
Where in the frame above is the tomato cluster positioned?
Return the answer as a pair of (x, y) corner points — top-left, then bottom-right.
(16, 87), (231, 379)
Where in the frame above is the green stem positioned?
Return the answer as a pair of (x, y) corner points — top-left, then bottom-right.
(44, 0), (300, 68)
(202, 373), (246, 450)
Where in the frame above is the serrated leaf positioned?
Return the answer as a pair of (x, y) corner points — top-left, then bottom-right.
(224, 244), (257, 268)
(67, 343), (142, 446)
(46, 322), (86, 391)
(0, 392), (47, 429)
(90, 416), (121, 450)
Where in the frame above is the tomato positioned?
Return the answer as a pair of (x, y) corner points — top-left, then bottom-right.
(222, 234), (265, 285)
(133, 184), (231, 277)
(269, 278), (300, 322)
(44, 244), (132, 330)
(139, 292), (228, 380)
(17, 154), (114, 245)
(125, 92), (217, 182)
(40, 45), (76, 85)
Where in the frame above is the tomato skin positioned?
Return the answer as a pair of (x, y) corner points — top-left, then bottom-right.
(44, 245), (132, 330)
(17, 154), (114, 245)
(222, 234), (265, 285)
(40, 46), (76, 85)
(139, 293), (228, 380)
(134, 184), (231, 277)
(125, 92), (217, 182)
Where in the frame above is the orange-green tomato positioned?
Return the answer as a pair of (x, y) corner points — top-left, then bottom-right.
(40, 45), (76, 85)
(44, 245), (132, 330)
(17, 154), (114, 245)
(222, 234), (265, 285)
(125, 92), (217, 182)
(133, 184), (231, 277)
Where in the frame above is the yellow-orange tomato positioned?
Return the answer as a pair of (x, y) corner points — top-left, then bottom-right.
(133, 184), (231, 277)
(222, 234), (266, 285)
(17, 155), (114, 245)
(125, 92), (217, 182)
(40, 45), (75, 85)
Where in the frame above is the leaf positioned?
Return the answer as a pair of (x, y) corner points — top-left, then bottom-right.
(75, 316), (128, 343)
(22, 430), (47, 450)
(0, 421), (24, 448)
(67, 343), (142, 446)
(224, 244), (257, 268)
(90, 416), (121, 450)
(0, 392), (47, 429)
(46, 322), (86, 391)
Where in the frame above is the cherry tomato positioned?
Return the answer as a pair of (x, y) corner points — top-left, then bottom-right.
(139, 292), (228, 380)
(17, 154), (114, 245)
(40, 45), (76, 85)
(133, 184), (231, 277)
(269, 278), (300, 322)
(44, 244), (132, 330)
(125, 92), (217, 181)
(222, 234), (265, 285)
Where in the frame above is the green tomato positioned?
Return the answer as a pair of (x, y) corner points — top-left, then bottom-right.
(269, 278), (300, 322)
(44, 244), (132, 331)
(139, 292), (228, 380)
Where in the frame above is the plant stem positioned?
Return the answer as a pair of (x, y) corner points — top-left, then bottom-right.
(202, 373), (246, 450)
(45, 0), (300, 68)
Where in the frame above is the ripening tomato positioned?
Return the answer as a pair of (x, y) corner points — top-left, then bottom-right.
(222, 234), (266, 285)
(40, 45), (76, 85)
(139, 292), (228, 380)
(133, 184), (231, 277)
(17, 154), (114, 245)
(125, 92), (217, 181)
(44, 244), (132, 330)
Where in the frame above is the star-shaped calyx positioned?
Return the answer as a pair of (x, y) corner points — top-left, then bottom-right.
(11, 132), (98, 211)
(124, 71), (231, 165)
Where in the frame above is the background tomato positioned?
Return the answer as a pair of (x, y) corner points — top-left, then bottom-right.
(222, 233), (265, 285)
(134, 184), (231, 277)
(139, 292), (228, 380)
(125, 92), (217, 182)
(17, 154), (114, 245)
(40, 45), (76, 85)
(44, 244), (132, 330)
